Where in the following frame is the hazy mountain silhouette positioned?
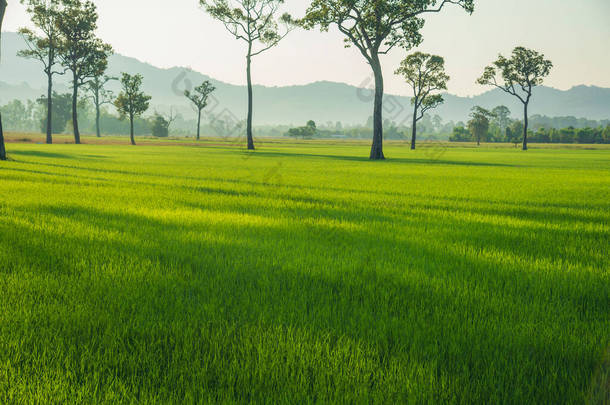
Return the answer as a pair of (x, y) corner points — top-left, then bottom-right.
(1, 32), (609, 125)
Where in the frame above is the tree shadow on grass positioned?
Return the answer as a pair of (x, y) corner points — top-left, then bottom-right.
(8, 150), (77, 159)
(245, 150), (519, 168)
(0, 204), (606, 403)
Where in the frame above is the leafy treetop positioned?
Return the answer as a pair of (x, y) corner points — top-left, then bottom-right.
(300, 0), (474, 61)
(477, 46), (553, 105)
(200, 0), (294, 57)
(395, 52), (449, 120)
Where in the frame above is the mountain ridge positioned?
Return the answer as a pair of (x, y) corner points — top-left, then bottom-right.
(2, 32), (609, 125)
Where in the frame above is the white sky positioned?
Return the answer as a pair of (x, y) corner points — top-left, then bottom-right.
(3, 0), (610, 96)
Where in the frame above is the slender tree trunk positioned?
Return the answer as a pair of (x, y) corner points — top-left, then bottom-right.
(0, 0), (6, 160)
(369, 55), (384, 160)
(72, 77), (80, 144)
(246, 52), (255, 150)
(196, 108), (201, 141)
(46, 71), (53, 144)
(411, 101), (418, 150)
(522, 102), (529, 151)
(95, 102), (101, 137)
(0, 113), (6, 161)
(130, 114), (135, 145)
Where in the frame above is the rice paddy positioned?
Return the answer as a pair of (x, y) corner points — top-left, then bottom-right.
(0, 137), (608, 403)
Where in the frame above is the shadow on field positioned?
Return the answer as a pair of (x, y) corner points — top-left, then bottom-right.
(9, 150), (77, 159)
(1, 202), (606, 402)
(244, 150), (518, 167)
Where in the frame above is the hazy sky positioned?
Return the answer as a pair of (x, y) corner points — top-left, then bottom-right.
(3, 0), (610, 96)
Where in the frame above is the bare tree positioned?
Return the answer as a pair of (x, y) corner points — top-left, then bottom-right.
(201, 0), (293, 150)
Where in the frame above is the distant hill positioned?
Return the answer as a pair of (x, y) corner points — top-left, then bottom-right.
(2, 32), (609, 125)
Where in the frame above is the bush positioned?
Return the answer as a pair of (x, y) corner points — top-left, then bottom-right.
(151, 114), (169, 138)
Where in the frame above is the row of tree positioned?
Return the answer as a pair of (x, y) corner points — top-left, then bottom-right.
(201, 0), (555, 158)
(0, 0), (219, 154)
(451, 118), (610, 145)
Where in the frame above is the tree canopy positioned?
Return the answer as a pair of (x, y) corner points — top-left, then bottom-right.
(301, 0), (474, 61)
(185, 81), (216, 112)
(115, 73), (151, 145)
(477, 47), (553, 105)
(477, 46), (552, 150)
(395, 52), (448, 149)
(301, 0), (474, 159)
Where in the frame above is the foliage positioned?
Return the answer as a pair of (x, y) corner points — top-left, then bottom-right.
(300, 0), (474, 57)
(477, 47), (553, 149)
(477, 47), (553, 101)
(467, 106), (492, 145)
(301, 0), (474, 159)
(491, 105), (511, 131)
(0, 142), (608, 403)
(286, 120), (317, 138)
(200, 0), (293, 57)
(17, 0), (64, 78)
(37, 91), (72, 133)
(55, 0), (112, 88)
(201, 0), (294, 149)
(114, 73), (151, 121)
(86, 75), (116, 110)
(184, 81), (216, 112)
(395, 52), (448, 121)
(150, 114), (170, 138)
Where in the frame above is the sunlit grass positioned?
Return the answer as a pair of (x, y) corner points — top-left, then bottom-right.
(0, 139), (608, 403)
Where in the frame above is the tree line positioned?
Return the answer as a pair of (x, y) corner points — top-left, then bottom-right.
(450, 106), (610, 145)
(0, 0), (217, 156)
(199, 0), (554, 157)
(0, 0), (589, 161)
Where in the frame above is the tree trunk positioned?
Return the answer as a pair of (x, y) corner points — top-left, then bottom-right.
(369, 55), (384, 160)
(130, 114), (135, 145)
(246, 52), (255, 150)
(196, 108), (201, 141)
(0, 113), (6, 161)
(72, 77), (80, 144)
(95, 88), (101, 138)
(411, 101), (418, 150)
(522, 102), (529, 151)
(0, 0), (6, 160)
(46, 71), (53, 144)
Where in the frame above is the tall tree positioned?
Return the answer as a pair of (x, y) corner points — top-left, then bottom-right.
(301, 0), (474, 160)
(467, 106), (491, 146)
(185, 80), (216, 141)
(395, 52), (449, 150)
(201, 0), (293, 150)
(477, 47), (552, 150)
(114, 73), (151, 146)
(0, 0), (7, 160)
(56, 0), (112, 144)
(18, 0), (64, 144)
(86, 74), (116, 137)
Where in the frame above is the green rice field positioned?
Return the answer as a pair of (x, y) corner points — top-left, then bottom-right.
(0, 137), (608, 403)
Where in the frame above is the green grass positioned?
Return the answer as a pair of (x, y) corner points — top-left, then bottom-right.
(0, 139), (608, 404)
